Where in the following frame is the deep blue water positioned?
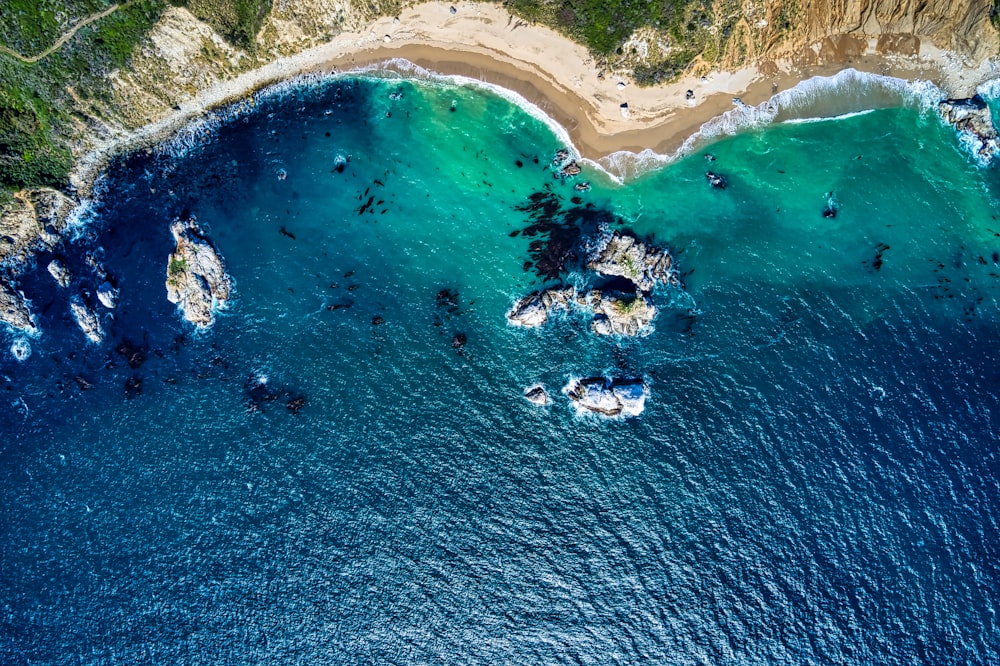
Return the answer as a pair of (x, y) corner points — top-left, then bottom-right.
(2, 73), (1000, 664)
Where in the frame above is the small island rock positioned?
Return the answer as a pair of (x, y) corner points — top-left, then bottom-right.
(506, 285), (575, 327)
(48, 259), (72, 288)
(166, 217), (232, 328)
(589, 290), (657, 336)
(70, 294), (103, 343)
(523, 384), (551, 406)
(97, 281), (119, 309)
(565, 376), (648, 416)
(587, 232), (675, 292)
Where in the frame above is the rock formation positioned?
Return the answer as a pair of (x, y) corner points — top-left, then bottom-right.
(523, 384), (551, 406)
(0, 278), (37, 335)
(0, 189), (73, 270)
(565, 377), (648, 417)
(97, 281), (119, 309)
(938, 95), (999, 159)
(48, 259), (72, 288)
(506, 286), (575, 328)
(166, 217), (232, 328)
(589, 290), (657, 337)
(508, 230), (676, 338)
(70, 294), (104, 343)
(507, 284), (657, 336)
(587, 231), (676, 292)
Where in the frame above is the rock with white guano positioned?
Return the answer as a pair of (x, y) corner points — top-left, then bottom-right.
(166, 217), (232, 328)
(70, 294), (103, 344)
(506, 285), (575, 327)
(587, 231), (674, 292)
(48, 259), (72, 288)
(97, 281), (119, 309)
(565, 376), (648, 416)
(588, 289), (657, 336)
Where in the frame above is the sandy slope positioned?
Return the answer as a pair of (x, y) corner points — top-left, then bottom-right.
(70, 1), (1000, 190)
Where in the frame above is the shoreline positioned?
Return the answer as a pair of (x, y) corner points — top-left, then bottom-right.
(70, 2), (1000, 195)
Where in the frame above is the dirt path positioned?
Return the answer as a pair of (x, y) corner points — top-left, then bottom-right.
(0, 3), (125, 63)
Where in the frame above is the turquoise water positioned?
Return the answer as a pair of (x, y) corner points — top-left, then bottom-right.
(3, 73), (1000, 663)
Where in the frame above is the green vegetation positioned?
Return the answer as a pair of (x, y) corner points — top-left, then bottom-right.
(613, 295), (638, 314)
(168, 256), (187, 275)
(0, 0), (274, 196)
(170, 0), (272, 50)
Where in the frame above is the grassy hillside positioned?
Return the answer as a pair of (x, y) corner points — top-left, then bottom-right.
(0, 0), (272, 200)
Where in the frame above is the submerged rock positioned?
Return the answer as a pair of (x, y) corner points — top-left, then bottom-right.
(10, 337), (31, 361)
(588, 290), (657, 336)
(939, 95), (999, 159)
(523, 384), (551, 406)
(47, 259), (72, 288)
(706, 171), (728, 189)
(0, 278), (36, 335)
(587, 231), (675, 292)
(70, 294), (103, 344)
(97, 281), (119, 309)
(506, 285), (575, 327)
(565, 376), (648, 416)
(166, 217), (232, 328)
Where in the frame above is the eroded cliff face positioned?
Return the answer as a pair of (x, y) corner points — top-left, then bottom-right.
(712, 0), (999, 67)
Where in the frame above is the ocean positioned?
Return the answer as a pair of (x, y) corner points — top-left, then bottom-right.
(2, 69), (1000, 664)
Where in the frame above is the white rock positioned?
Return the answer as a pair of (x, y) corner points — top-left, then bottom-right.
(47, 259), (72, 288)
(507, 286), (575, 327)
(70, 295), (103, 344)
(565, 376), (648, 417)
(97, 281), (119, 309)
(166, 217), (232, 328)
(611, 379), (647, 415)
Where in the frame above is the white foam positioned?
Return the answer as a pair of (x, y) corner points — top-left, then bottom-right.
(781, 109), (876, 124)
(10, 337), (31, 361)
(976, 76), (1000, 100)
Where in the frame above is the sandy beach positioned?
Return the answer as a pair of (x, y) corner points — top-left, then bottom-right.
(73, 1), (1000, 190)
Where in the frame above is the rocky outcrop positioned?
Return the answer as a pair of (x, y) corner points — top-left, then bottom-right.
(508, 230), (676, 337)
(523, 384), (551, 406)
(506, 286), (575, 328)
(587, 232), (675, 292)
(70, 294), (104, 343)
(0, 278), (37, 335)
(939, 95), (999, 160)
(589, 290), (657, 337)
(166, 217), (232, 328)
(48, 259), (72, 288)
(565, 377), (648, 417)
(0, 189), (73, 270)
(507, 284), (657, 336)
(97, 281), (119, 309)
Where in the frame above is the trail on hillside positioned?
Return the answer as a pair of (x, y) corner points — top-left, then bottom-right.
(0, 3), (127, 64)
